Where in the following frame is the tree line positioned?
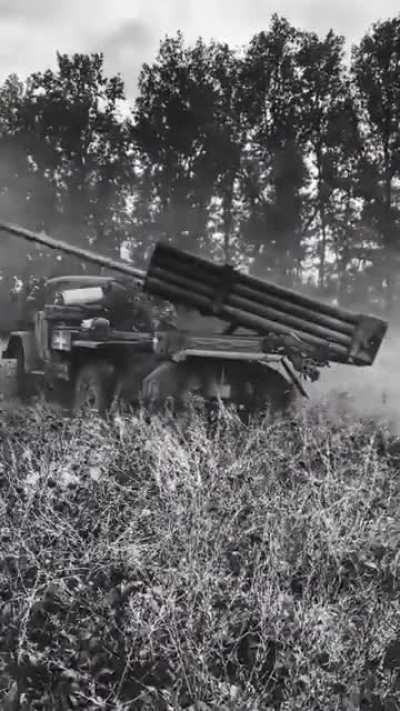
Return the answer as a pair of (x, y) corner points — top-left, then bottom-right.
(1, 14), (400, 316)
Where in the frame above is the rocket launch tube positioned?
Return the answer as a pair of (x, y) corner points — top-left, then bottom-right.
(148, 242), (358, 323)
(148, 266), (352, 346)
(145, 275), (351, 359)
(0, 221), (146, 281)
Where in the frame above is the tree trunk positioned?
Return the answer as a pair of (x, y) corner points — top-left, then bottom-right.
(316, 145), (327, 290)
(222, 178), (234, 263)
(318, 216), (327, 290)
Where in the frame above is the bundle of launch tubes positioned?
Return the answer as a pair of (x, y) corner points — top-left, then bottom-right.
(145, 243), (387, 367)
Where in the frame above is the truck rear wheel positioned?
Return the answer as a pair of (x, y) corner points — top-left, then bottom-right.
(73, 361), (115, 414)
(238, 363), (297, 414)
(141, 360), (298, 419)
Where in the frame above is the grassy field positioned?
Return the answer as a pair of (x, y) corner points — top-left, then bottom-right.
(1, 400), (400, 710)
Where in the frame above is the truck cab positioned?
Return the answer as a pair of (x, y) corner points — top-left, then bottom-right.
(2, 275), (156, 409)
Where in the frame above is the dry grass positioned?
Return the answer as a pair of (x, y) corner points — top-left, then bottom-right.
(0, 400), (400, 710)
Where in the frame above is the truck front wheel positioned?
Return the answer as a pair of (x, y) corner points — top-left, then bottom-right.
(9, 340), (33, 400)
(73, 361), (115, 414)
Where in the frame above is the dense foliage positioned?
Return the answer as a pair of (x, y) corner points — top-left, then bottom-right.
(0, 402), (400, 709)
(1, 14), (400, 314)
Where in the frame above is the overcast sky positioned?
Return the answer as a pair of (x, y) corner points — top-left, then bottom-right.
(0, 0), (399, 99)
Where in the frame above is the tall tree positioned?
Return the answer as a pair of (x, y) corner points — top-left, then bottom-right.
(296, 29), (356, 290)
(0, 73), (57, 288)
(205, 42), (242, 263)
(238, 16), (309, 284)
(18, 53), (132, 271)
(133, 34), (242, 261)
(352, 16), (400, 313)
(0, 54), (134, 286)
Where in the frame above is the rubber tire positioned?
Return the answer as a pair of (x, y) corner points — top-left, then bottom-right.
(142, 360), (297, 420)
(199, 361), (297, 422)
(73, 361), (115, 415)
(241, 363), (297, 413)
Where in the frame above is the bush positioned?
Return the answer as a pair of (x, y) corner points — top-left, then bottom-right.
(0, 401), (400, 709)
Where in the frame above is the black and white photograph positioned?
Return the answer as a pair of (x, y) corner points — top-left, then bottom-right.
(0, 1), (399, 709)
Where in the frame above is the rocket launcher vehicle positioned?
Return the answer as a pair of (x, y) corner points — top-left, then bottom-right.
(0, 221), (388, 367)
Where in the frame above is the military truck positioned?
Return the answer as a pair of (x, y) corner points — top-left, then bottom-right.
(0, 221), (388, 415)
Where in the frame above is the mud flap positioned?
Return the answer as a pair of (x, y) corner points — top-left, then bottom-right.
(0, 358), (18, 399)
(142, 361), (191, 407)
(113, 354), (160, 407)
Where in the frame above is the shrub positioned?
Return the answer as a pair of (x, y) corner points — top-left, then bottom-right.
(0, 402), (400, 709)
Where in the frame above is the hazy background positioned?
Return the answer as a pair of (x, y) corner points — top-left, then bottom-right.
(309, 327), (400, 431)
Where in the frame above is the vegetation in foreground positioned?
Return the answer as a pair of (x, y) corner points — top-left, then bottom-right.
(1, 401), (400, 710)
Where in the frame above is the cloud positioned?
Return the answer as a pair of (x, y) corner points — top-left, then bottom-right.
(0, 0), (398, 100)
(294, 0), (400, 45)
(0, 0), (63, 21)
(98, 19), (154, 97)
(94, 0), (400, 100)
(103, 18), (152, 51)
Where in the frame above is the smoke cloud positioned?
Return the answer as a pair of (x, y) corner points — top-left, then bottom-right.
(308, 324), (400, 433)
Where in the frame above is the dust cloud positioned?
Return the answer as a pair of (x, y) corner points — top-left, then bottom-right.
(307, 325), (400, 432)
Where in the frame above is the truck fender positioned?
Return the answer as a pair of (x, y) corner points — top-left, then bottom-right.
(3, 331), (39, 373)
